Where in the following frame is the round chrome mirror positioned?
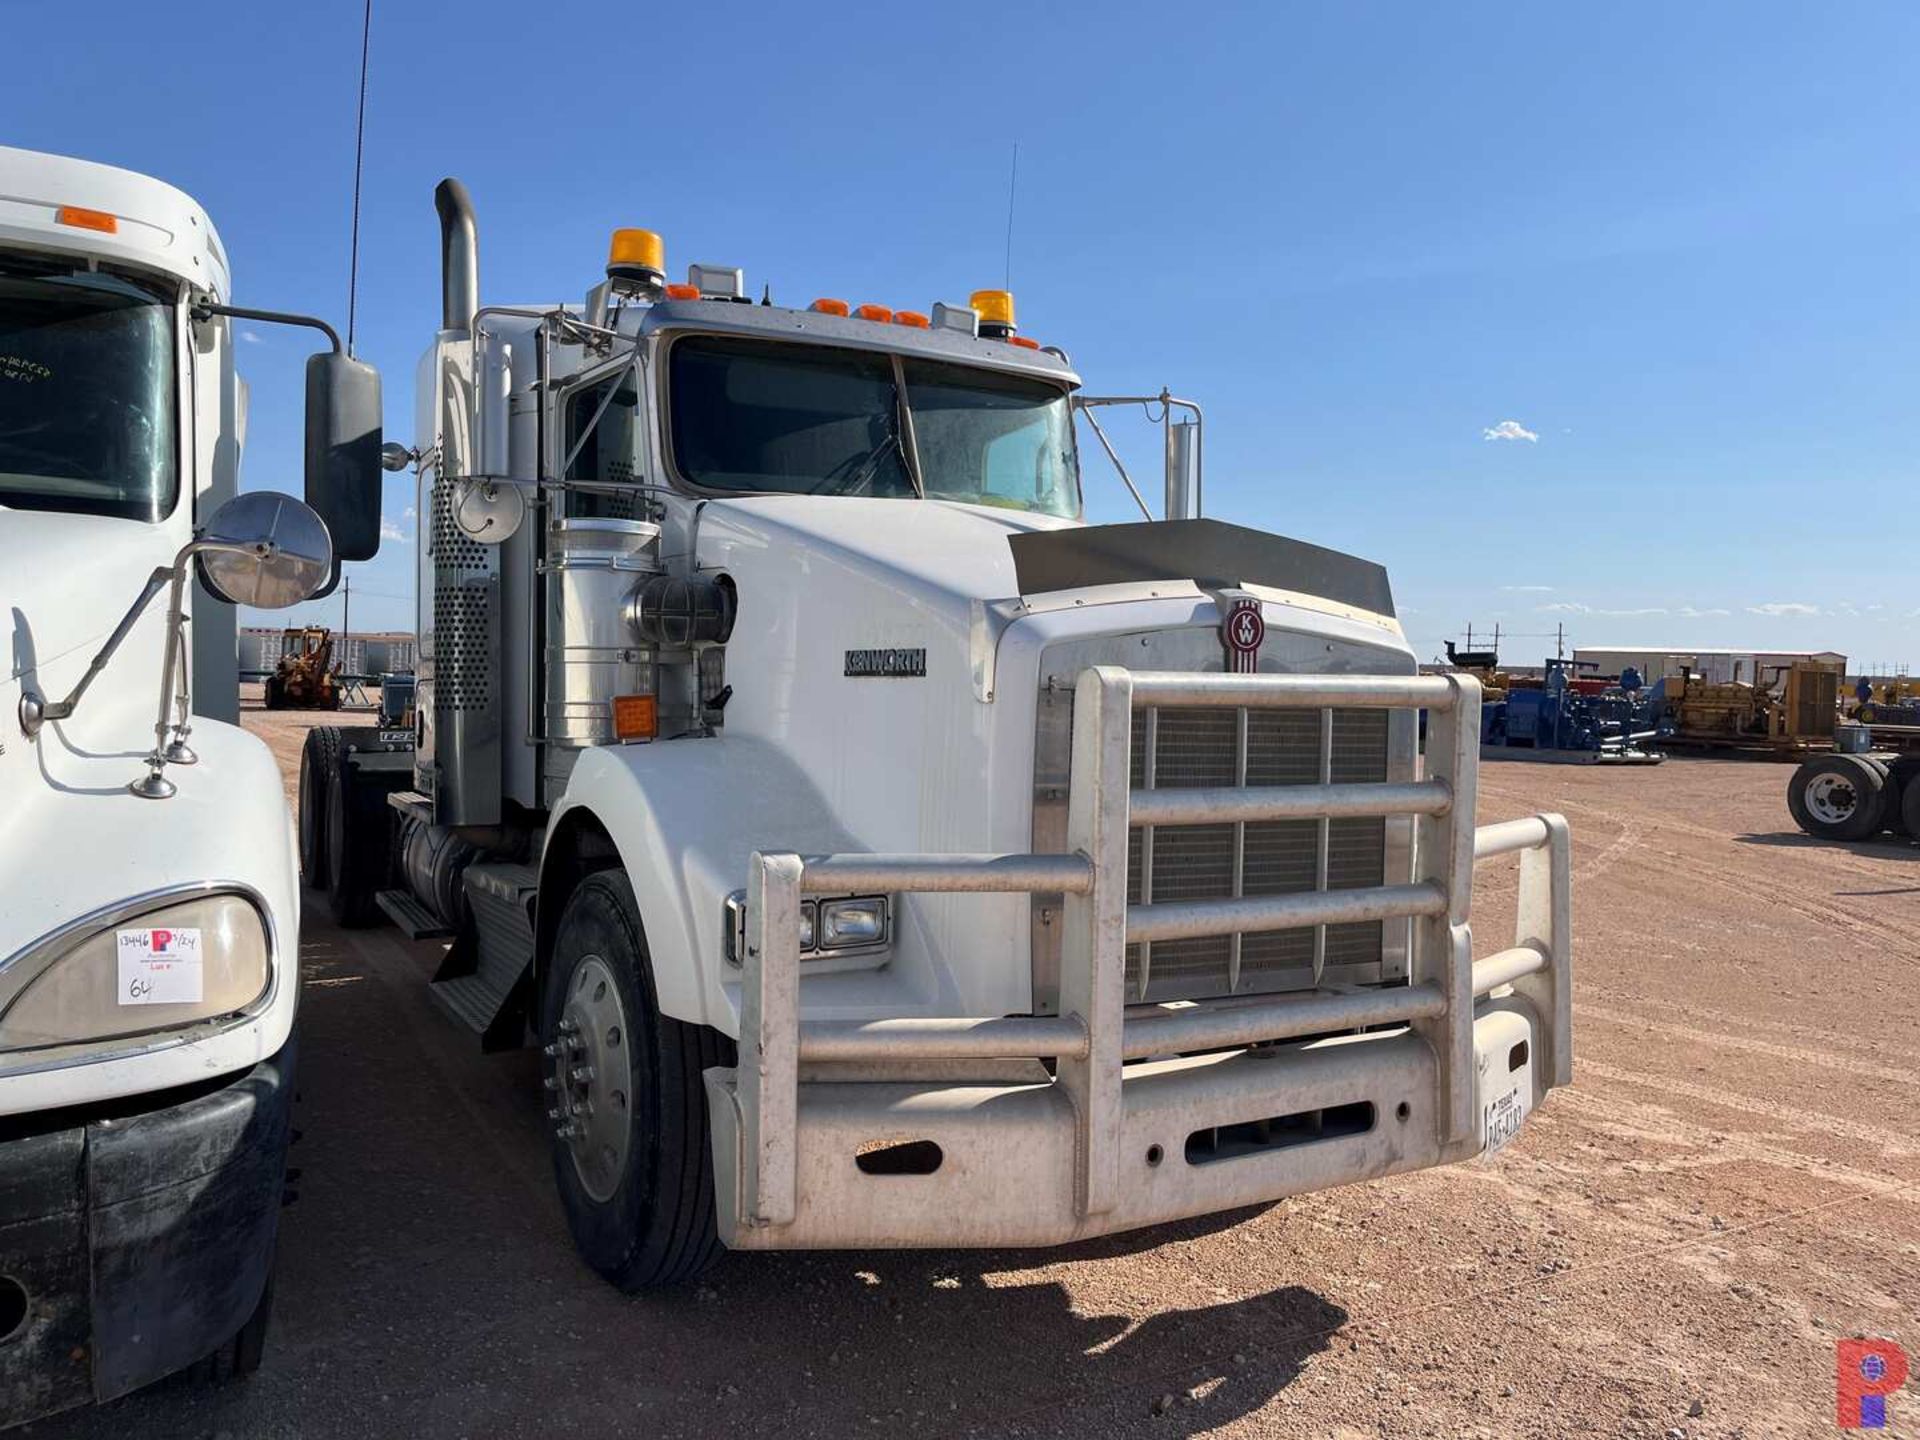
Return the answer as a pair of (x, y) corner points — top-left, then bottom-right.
(194, 491), (334, 608)
(450, 477), (526, 544)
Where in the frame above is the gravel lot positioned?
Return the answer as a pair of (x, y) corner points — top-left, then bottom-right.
(32, 700), (1920, 1439)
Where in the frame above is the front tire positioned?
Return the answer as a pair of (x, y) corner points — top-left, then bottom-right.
(541, 870), (729, 1290)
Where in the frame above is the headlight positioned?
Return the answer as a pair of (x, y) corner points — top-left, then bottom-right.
(818, 897), (887, 949)
(724, 891), (891, 966)
(0, 892), (271, 1053)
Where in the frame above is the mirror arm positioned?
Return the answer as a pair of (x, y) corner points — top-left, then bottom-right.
(189, 301), (342, 355)
(19, 564), (175, 735)
(129, 537), (275, 800)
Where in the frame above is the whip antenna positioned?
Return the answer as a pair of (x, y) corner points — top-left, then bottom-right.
(346, 0), (372, 356)
(1003, 142), (1019, 291)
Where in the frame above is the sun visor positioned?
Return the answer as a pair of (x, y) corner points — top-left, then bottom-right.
(1008, 519), (1395, 617)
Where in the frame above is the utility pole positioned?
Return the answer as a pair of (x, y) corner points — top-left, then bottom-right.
(342, 576), (351, 674)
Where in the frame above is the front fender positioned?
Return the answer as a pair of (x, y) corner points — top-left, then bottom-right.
(0, 718), (301, 1116)
(546, 738), (977, 1036)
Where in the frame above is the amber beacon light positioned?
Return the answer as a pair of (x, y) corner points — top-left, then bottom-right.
(607, 228), (665, 289)
(970, 288), (1016, 339)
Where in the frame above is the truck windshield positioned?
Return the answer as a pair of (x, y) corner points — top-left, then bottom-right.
(0, 269), (178, 522)
(667, 335), (1079, 518)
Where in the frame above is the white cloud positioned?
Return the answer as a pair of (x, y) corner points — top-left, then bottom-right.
(1538, 601), (1674, 617)
(239, 328), (264, 344)
(1483, 419), (1539, 443)
(1676, 606), (1731, 618)
(379, 515), (410, 544)
(1501, 584), (1554, 593)
(402, 505), (416, 519)
(1747, 602), (1820, 617)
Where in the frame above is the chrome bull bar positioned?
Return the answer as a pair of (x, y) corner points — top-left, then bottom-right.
(733, 667), (1571, 1231)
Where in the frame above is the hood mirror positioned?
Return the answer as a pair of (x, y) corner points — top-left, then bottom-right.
(194, 491), (334, 608)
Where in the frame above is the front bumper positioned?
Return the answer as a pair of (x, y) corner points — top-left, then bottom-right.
(708, 668), (1572, 1250)
(0, 1039), (294, 1428)
(711, 999), (1541, 1249)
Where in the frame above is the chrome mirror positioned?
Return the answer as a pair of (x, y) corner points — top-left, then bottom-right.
(194, 491), (334, 609)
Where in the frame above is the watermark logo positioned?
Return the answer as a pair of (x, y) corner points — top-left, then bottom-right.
(1837, 1339), (1909, 1430)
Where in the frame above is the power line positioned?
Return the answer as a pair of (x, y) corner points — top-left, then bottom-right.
(346, 0), (372, 356)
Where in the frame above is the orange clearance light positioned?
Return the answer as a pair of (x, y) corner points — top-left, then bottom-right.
(854, 303), (892, 323)
(663, 282), (701, 300)
(1006, 335), (1040, 349)
(809, 297), (850, 316)
(56, 205), (117, 235)
(610, 694), (658, 742)
(969, 288), (1016, 329)
(892, 311), (930, 328)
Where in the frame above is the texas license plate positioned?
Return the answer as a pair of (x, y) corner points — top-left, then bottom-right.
(1482, 1086), (1528, 1156)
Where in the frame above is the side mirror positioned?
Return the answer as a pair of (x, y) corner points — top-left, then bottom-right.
(195, 491), (335, 609)
(306, 352), (383, 561)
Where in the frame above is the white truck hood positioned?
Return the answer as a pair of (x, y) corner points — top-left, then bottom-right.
(698, 495), (1081, 612)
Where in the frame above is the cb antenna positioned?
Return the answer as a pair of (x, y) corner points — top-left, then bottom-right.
(1003, 142), (1019, 291)
(346, 0), (373, 356)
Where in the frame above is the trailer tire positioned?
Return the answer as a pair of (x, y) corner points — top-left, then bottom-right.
(192, 1272), (273, 1384)
(542, 870), (729, 1291)
(325, 753), (392, 928)
(297, 728), (343, 888)
(1786, 754), (1885, 841)
(1900, 769), (1920, 840)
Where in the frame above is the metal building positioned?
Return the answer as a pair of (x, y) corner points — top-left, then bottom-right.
(1572, 646), (1847, 685)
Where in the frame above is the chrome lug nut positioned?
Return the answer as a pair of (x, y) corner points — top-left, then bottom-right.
(570, 1065), (595, 1083)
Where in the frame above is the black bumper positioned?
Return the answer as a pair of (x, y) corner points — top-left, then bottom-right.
(0, 1038), (294, 1428)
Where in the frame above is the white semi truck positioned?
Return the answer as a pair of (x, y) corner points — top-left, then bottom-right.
(309, 178), (1574, 1289)
(0, 146), (381, 1424)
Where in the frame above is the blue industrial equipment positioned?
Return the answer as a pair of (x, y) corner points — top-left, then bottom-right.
(1480, 658), (1662, 764)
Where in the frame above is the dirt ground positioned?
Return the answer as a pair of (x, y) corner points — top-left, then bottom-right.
(34, 700), (1920, 1439)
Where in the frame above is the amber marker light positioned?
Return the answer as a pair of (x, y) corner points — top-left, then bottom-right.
(610, 694), (658, 742)
(663, 283), (701, 300)
(893, 311), (930, 328)
(854, 303), (892, 322)
(809, 298), (851, 316)
(56, 205), (117, 234)
(1007, 335), (1041, 349)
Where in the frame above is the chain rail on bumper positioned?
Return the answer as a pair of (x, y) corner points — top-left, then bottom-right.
(714, 667), (1571, 1242)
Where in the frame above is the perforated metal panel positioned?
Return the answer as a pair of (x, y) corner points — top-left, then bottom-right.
(419, 475), (502, 824)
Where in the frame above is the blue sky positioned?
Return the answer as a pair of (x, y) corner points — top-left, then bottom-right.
(12, 2), (1918, 671)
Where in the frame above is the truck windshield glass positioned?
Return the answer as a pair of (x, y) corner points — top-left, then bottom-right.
(667, 335), (1079, 517)
(669, 338), (914, 500)
(0, 269), (177, 522)
(901, 359), (1078, 517)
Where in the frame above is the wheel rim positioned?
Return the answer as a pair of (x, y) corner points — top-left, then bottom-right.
(1804, 773), (1859, 825)
(546, 955), (631, 1203)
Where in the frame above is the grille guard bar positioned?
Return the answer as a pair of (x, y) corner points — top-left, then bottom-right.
(734, 667), (1572, 1230)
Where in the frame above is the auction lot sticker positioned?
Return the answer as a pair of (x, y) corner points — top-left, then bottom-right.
(116, 927), (204, 1005)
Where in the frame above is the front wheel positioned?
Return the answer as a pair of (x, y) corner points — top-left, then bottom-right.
(542, 870), (730, 1290)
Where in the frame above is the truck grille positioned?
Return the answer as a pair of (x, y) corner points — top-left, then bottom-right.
(1029, 627), (1412, 1013)
(1124, 708), (1387, 1002)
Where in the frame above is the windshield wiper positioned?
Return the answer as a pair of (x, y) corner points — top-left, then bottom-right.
(810, 428), (907, 497)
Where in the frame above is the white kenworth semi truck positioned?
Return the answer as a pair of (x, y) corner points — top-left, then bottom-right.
(0, 147), (381, 1424)
(308, 177), (1573, 1289)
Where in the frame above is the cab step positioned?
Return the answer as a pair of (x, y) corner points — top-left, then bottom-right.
(374, 888), (452, 940)
(428, 863), (539, 1051)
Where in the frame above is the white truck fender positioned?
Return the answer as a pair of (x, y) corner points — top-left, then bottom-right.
(540, 736), (868, 1033)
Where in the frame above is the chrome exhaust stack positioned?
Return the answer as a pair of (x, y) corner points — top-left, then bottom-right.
(434, 178), (478, 336)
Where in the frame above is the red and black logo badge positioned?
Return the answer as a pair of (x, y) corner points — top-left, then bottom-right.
(1221, 596), (1265, 674)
